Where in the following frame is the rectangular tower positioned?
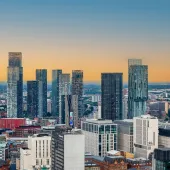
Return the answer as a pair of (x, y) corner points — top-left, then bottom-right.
(72, 70), (84, 117)
(51, 127), (84, 170)
(27, 81), (38, 118)
(58, 74), (70, 123)
(7, 52), (23, 118)
(52, 70), (62, 117)
(36, 69), (47, 117)
(134, 115), (158, 159)
(101, 73), (123, 121)
(128, 64), (148, 118)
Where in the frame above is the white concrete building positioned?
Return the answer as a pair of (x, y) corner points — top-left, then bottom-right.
(82, 119), (117, 157)
(134, 115), (158, 159)
(114, 119), (134, 153)
(52, 127), (85, 170)
(20, 133), (51, 170)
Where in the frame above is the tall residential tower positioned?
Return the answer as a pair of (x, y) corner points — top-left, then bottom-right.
(36, 69), (47, 117)
(72, 70), (83, 117)
(101, 73), (123, 121)
(52, 70), (62, 117)
(128, 59), (148, 118)
(7, 52), (23, 118)
(27, 81), (38, 118)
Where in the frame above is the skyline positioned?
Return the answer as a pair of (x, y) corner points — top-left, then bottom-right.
(0, 0), (170, 82)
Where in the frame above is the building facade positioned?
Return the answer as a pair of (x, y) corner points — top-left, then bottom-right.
(82, 119), (117, 157)
(128, 59), (148, 118)
(72, 70), (84, 117)
(7, 52), (23, 118)
(61, 95), (79, 127)
(158, 127), (170, 148)
(101, 73), (123, 121)
(58, 74), (70, 123)
(114, 119), (134, 153)
(153, 148), (170, 170)
(134, 115), (158, 159)
(51, 126), (85, 170)
(36, 69), (47, 117)
(27, 81), (38, 118)
(52, 70), (62, 117)
(20, 133), (51, 170)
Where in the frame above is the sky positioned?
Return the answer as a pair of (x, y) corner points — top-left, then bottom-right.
(0, 0), (170, 82)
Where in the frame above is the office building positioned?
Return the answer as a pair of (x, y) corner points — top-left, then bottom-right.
(36, 69), (47, 117)
(51, 126), (85, 170)
(128, 61), (148, 118)
(101, 73), (123, 121)
(114, 119), (134, 153)
(20, 133), (51, 170)
(91, 95), (101, 103)
(158, 125), (170, 148)
(61, 95), (79, 127)
(153, 148), (170, 170)
(7, 52), (23, 118)
(72, 70), (84, 117)
(58, 73), (70, 123)
(82, 119), (117, 157)
(27, 81), (38, 118)
(134, 115), (158, 159)
(52, 70), (62, 117)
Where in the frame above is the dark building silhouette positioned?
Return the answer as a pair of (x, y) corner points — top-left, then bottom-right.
(27, 81), (38, 118)
(101, 73), (123, 121)
(36, 69), (47, 117)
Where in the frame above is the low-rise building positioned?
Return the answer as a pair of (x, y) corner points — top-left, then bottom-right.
(82, 119), (117, 157)
(20, 133), (51, 170)
(153, 148), (170, 170)
(134, 115), (158, 159)
(114, 119), (133, 153)
(51, 126), (85, 170)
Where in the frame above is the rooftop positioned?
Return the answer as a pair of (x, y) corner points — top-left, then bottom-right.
(85, 119), (114, 124)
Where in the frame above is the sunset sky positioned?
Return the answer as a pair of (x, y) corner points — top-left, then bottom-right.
(0, 0), (170, 82)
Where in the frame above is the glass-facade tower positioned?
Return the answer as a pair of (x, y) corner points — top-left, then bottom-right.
(36, 69), (47, 117)
(128, 60), (148, 118)
(7, 52), (23, 118)
(101, 73), (123, 121)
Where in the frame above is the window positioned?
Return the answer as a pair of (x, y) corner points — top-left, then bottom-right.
(47, 159), (49, 165)
(36, 159), (39, 165)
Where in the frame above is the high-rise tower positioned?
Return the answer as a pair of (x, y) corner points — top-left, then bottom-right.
(128, 59), (148, 118)
(72, 70), (83, 117)
(101, 73), (123, 121)
(36, 69), (47, 117)
(52, 70), (62, 117)
(27, 81), (38, 118)
(7, 52), (23, 118)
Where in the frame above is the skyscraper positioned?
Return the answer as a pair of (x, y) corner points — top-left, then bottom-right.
(61, 95), (78, 127)
(58, 73), (70, 123)
(27, 81), (38, 118)
(7, 52), (23, 118)
(52, 70), (62, 117)
(101, 73), (123, 121)
(128, 59), (148, 118)
(36, 69), (47, 117)
(72, 70), (83, 117)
